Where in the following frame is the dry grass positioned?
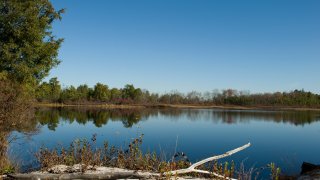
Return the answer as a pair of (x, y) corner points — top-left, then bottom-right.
(35, 135), (282, 179)
(35, 134), (240, 179)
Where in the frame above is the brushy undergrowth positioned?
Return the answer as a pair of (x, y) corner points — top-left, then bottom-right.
(36, 134), (190, 174)
(35, 134), (280, 179)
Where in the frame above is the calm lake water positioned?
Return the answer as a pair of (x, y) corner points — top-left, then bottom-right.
(8, 107), (320, 177)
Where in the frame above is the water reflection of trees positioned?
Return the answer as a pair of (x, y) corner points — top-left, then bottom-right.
(208, 110), (320, 125)
(36, 108), (160, 130)
(178, 109), (320, 126)
(149, 108), (320, 126)
(35, 108), (320, 131)
(0, 106), (38, 172)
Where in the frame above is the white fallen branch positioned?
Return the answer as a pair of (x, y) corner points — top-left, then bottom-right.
(164, 142), (251, 180)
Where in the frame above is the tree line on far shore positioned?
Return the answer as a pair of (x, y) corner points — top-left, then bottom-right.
(36, 77), (320, 107)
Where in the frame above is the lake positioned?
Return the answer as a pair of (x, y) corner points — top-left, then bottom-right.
(7, 107), (320, 177)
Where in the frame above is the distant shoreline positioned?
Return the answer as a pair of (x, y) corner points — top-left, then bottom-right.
(35, 103), (320, 111)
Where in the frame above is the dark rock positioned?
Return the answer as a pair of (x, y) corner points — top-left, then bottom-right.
(298, 162), (320, 180)
(301, 162), (320, 175)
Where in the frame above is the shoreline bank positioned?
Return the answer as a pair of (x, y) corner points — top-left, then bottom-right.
(35, 103), (320, 111)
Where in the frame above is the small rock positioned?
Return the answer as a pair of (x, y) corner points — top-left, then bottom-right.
(86, 165), (94, 170)
(71, 164), (94, 172)
(298, 162), (320, 180)
(71, 164), (82, 172)
(48, 165), (71, 174)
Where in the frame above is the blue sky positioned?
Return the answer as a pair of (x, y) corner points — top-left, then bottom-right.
(49, 0), (320, 93)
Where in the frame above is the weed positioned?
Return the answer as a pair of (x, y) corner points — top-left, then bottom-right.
(35, 135), (282, 179)
(0, 165), (15, 174)
(269, 162), (281, 180)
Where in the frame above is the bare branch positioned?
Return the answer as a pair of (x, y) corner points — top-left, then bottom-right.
(164, 142), (251, 180)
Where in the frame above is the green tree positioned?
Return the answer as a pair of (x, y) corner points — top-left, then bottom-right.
(35, 81), (50, 102)
(60, 86), (78, 102)
(48, 77), (61, 102)
(122, 84), (142, 102)
(93, 83), (110, 102)
(35, 77), (61, 102)
(0, 0), (64, 90)
(122, 84), (135, 100)
(77, 84), (90, 101)
(133, 88), (142, 102)
(110, 88), (121, 102)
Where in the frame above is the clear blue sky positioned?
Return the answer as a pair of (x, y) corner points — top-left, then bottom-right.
(49, 0), (320, 94)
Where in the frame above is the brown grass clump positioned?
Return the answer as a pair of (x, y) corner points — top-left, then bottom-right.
(36, 134), (191, 174)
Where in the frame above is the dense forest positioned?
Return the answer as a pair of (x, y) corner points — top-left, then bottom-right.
(36, 77), (320, 107)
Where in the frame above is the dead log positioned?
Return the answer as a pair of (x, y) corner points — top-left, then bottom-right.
(164, 143), (251, 180)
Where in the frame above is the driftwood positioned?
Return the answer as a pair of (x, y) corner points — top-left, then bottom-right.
(8, 143), (250, 179)
(165, 143), (251, 180)
(8, 167), (159, 179)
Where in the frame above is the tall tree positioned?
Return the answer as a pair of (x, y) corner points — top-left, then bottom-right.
(60, 86), (78, 102)
(35, 77), (61, 102)
(48, 77), (61, 102)
(110, 88), (121, 102)
(122, 84), (142, 102)
(77, 84), (90, 101)
(35, 81), (50, 102)
(93, 83), (110, 102)
(0, 0), (64, 90)
(122, 84), (136, 100)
